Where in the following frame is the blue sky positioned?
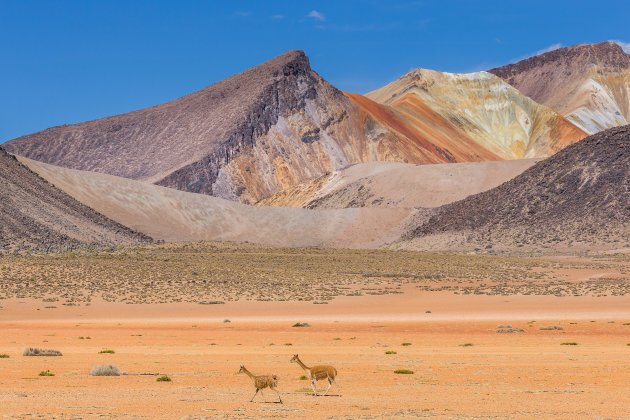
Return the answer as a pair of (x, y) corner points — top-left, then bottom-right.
(1, 0), (629, 142)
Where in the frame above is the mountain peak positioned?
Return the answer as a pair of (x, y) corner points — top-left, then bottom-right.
(490, 42), (630, 80)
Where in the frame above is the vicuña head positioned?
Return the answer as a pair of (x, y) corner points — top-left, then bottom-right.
(290, 354), (299, 363)
(238, 365), (246, 374)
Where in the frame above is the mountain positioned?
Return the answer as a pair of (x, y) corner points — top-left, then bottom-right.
(489, 41), (630, 135)
(0, 147), (150, 254)
(365, 68), (587, 159)
(257, 159), (541, 209)
(5, 50), (586, 204)
(18, 156), (414, 249)
(5, 51), (473, 205)
(402, 125), (630, 251)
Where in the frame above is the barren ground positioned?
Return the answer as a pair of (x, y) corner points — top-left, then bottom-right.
(1, 244), (629, 419)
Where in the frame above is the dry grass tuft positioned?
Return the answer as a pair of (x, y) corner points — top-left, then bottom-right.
(23, 347), (62, 356)
(91, 364), (121, 376)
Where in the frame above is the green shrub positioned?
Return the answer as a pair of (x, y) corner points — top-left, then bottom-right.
(99, 349), (115, 354)
(401, 342), (412, 346)
(156, 375), (172, 382)
(0, 354), (9, 358)
(394, 369), (414, 374)
(38, 370), (54, 376)
(459, 343), (474, 347)
(299, 375), (308, 380)
(385, 351), (397, 354)
(561, 342), (578, 346)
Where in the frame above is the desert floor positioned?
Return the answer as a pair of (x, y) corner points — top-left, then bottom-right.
(1, 245), (630, 419)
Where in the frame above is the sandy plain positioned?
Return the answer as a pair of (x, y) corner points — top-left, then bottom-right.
(1, 245), (630, 419)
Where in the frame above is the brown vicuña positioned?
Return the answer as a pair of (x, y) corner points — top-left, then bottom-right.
(290, 354), (339, 395)
(237, 365), (282, 403)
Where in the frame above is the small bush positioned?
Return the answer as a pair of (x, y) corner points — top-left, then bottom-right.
(459, 343), (474, 347)
(99, 349), (115, 354)
(292, 322), (311, 327)
(394, 369), (414, 374)
(284, 343), (293, 346)
(561, 342), (578, 346)
(299, 375), (308, 380)
(539, 326), (563, 331)
(39, 369), (55, 376)
(156, 375), (172, 382)
(23, 347), (62, 356)
(0, 354), (9, 358)
(401, 342), (412, 346)
(91, 364), (121, 376)
(385, 351), (397, 354)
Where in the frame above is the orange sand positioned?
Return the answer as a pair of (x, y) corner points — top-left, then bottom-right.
(2, 288), (630, 419)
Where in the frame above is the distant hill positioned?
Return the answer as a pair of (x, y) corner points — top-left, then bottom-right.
(403, 125), (630, 251)
(0, 148), (150, 254)
(257, 159), (541, 209)
(489, 41), (630, 134)
(5, 50), (586, 204)
(18, 156), (415, 249)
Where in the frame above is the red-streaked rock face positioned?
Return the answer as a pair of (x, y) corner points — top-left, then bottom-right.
(365, 68), (587, 159)
(489, 41), (630, 134)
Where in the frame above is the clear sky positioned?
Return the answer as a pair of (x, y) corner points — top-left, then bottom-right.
(1, 0), (629, 142)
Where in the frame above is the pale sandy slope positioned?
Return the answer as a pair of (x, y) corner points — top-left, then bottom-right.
(18, 157), (412, 248)
(258, 159), (541, 208)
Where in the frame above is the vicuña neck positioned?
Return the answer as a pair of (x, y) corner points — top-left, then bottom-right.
(241, 367), (255, 379)
(295, 357), (310, 370)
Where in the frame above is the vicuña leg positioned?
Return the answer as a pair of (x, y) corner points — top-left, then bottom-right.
(272, 387), (283, 404)
(311, 379), (318, 395)
(324, 377), (332, 395)
(250, 388), (259, 402)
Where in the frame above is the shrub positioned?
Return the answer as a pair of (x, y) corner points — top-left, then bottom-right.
(561, 342), (578, 345)
(0, 354), (9, 358)
(99, 349), (115, 354)
(284, 343), (293, 346)
(292, 322), (311, 327)
(459, 343), (474, 347)
(156, 375), (172, 382)
(401, 342), (412, 346)
(385, 351), (397, 354)
(299, 375), (308, 380)
(91, 364), (121, 376)
(38, 369), (55, 376)
(394, 369), (414, 374)
(23, 347), (62, 356)
(539, 326), (563, 330)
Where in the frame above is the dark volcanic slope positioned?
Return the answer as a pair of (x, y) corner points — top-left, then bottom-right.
(405, 126), (630, 250)
(5, 51), (315, 184)
(489, 41), (630, 134)
(0, 147), (151, 253)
